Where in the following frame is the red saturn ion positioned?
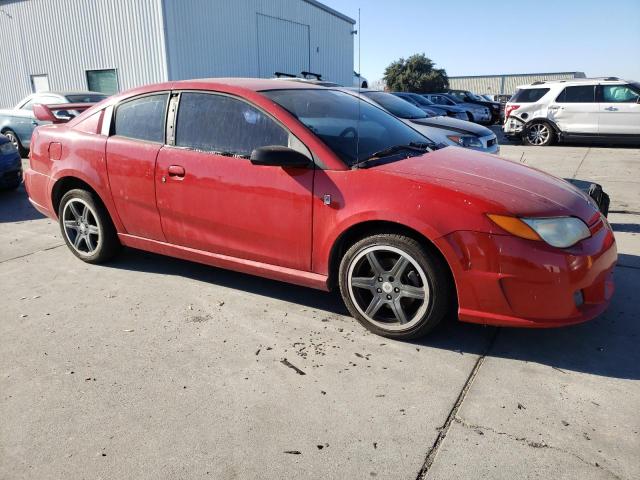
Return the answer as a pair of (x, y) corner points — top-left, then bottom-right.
(25, 79), (617, 339)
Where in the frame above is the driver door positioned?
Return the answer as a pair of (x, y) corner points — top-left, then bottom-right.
(155, 92), (314, 271)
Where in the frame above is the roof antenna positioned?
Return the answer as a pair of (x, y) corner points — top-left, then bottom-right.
(356, 7), (361, 167)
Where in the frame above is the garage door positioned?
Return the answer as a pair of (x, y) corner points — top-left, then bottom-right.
(257, 14), (310, 78)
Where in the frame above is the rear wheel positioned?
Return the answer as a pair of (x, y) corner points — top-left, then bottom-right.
(523, 121), (555, 146)
(467, 112), (475, 122)
(339, 234), (452, 340)
(58, 189), (120, 263)
(3, 130), (26, 157)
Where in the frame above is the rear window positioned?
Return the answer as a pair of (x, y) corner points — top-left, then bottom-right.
(555, 85), (595, 103)
(65, 94), (108, 103)
(510, 88), (550, 103)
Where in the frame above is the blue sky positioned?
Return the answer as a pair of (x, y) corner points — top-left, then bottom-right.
(321, 0), (640, 83)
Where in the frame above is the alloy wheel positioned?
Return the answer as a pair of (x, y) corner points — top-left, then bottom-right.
(62, 198), (101, 256)
(527, 123), (550, 145)
(347, 246), (430, 331)
(5, 132), (19, 150)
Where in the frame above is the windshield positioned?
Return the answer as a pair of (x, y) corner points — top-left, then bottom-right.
(65, 94), (109, 103)
(361, 91), (427, 119)
(410, 94), (436, 106)
(263, 89), (431, 166)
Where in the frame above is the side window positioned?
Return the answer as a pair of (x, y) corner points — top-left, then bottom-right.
(555, 85), (595, 103)
(114, 94), (168, 143)
(175, 92), (289, 157)
(602, 85), (640, 103)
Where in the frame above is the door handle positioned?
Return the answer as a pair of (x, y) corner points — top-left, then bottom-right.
(604, 106), (618, 111)
(167, 165), (185, 178)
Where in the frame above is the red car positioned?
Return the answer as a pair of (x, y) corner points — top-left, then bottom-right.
(24, 79), (617, 339)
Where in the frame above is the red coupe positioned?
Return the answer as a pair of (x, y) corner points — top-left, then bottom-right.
(24, 79), (617, 339)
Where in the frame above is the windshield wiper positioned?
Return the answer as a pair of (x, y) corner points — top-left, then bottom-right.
(352, 142), (433, 169)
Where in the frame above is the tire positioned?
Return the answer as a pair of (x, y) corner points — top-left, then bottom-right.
(3, 129), (26, 157)
(467, 112), (475, 123)
(338, 234), (452, 340)
(522, 121), (555, 146)
(58, 189), (120, 263)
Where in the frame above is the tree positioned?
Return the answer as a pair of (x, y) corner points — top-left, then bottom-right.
(383, 54), (449, 93)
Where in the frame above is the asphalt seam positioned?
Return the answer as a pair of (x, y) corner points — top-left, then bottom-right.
(454, 417), (624, 480)
(415, 328), (500, 480)
(0, 243), (64, 264)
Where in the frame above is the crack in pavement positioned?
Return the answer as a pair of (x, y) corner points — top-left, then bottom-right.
(415, 328), (500, 479)
(0, 244), (65, 264)
(572, 148), (592, 179)
(454, 416), (624, 480)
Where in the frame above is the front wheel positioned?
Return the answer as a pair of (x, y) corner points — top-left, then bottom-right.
(58, 189), (120, 263)
(523, 121), (555, 146)
(339, 234), (452, 340)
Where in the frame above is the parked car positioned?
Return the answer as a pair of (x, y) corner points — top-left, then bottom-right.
(26, 79), (616, 340)
(342, 88), (498, 154)
(504, 78), (640, 146)
(0, 134), (22, 190)
(447, 89), (502, 123)
(0, 91), (108, 155)
(353, 71), (368, 88)
(392, 92), (469, 120)
(423, 93), (492, 124)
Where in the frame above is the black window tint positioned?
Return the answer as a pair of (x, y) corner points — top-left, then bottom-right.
(556, 86), (595, 103)
(510, 88), (550, 103)
(175, 93), (289, 157)
(115, 94), (168, 142)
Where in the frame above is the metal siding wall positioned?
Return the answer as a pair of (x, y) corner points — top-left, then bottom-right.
(0, 0), (167, 108)
(163, 0), (354, 86)
(450, 73), (584, 96)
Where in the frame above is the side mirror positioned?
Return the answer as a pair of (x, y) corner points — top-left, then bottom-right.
(250, 146), (311, 168)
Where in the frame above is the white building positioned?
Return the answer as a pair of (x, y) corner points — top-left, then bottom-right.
(449, 72), (587, 97)
(0, 0), (355, 107)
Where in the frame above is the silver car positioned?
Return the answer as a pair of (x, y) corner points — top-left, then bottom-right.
(423, 93), (491, 124)
(341, 88), (499, 154)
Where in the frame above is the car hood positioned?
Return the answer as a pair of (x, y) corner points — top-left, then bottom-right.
(410, 116), (492, 136)
(376, 148), (598, 221)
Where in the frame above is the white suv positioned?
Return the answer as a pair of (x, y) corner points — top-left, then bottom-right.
(503, 77), (640, 146)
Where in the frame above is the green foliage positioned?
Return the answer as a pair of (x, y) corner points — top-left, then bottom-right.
(383, 54), (449, 93)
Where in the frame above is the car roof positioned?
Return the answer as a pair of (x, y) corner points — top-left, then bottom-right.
(172, 77), (329, 92)
(31, 91), (107, 97)
(517, 77), (632, 89)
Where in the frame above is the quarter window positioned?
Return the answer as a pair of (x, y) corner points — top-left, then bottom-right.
(555, 85), (595, 103)
(601, 85), (640, 103)
(175, 93), (289, 157)
(114, 94), (168, 143)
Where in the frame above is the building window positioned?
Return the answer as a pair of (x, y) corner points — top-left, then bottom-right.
(30, 74), (50, 93)
(86, 69), (119, 95)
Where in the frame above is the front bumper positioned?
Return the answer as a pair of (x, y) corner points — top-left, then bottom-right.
(0, 153), (23, 187)
(439, 221), (617, 328)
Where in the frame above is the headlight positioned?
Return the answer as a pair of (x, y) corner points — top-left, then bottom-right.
(447, 135), (483, 148)
(0, 142), (17, 155)
(487, 215), (591, 248)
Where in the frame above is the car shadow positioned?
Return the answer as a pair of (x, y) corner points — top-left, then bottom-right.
(106, 247), (640, 381)
(611, 222), (640, 234)
(0, 183), (45, 223)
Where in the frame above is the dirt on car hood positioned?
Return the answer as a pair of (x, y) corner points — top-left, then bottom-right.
(377, 147), (599, 222)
